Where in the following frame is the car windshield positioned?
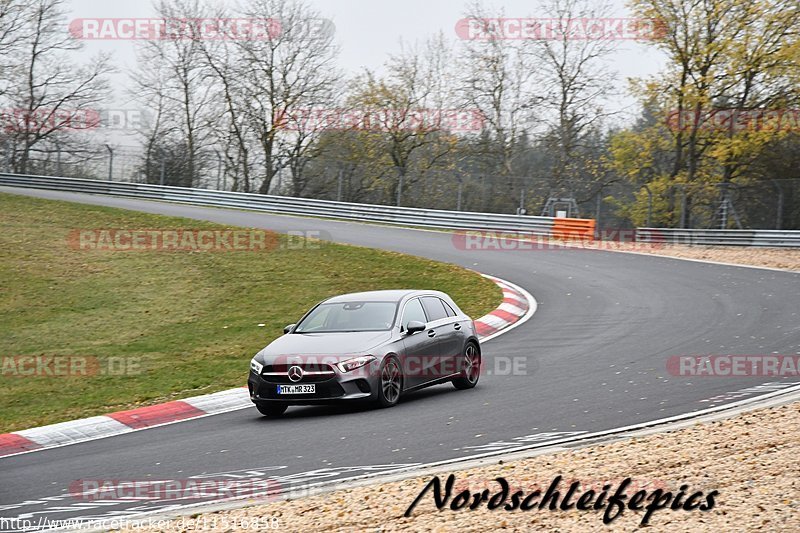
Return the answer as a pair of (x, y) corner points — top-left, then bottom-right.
(294, 301), (398, 333)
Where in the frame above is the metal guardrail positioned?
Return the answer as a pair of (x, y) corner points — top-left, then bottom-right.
(636, 227), (800, 247)
(3, 173), (795, 246)
(0, 173), (596, 236)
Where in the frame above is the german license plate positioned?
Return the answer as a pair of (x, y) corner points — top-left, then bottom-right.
(277, 384), (315, 394)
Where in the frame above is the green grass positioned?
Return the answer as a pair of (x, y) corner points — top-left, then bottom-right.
(0, 193), (500, 433)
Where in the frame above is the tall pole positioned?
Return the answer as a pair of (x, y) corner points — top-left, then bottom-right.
(716, 183), (726, 229)
(396, 170), (404, 207)
(642, 184), (653, 227)
(215, 150), (222, 190)
(772, 180), (783, 230)
(104, 144), (113, 181)
(456, 179), (463, 211)
(336, 170), (343, 202)
(56, 142), (62, 175)
(159, 148), (165, 186)
(679, 185), (687, 228)
(595, 186), (603, 238)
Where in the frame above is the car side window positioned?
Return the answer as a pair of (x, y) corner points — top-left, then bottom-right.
(402, 298), (427, 327)
(441, 299), (457, 317)
(421, 296), (448, 321)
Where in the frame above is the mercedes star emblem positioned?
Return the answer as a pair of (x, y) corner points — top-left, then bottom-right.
(287, 365), (304, 382)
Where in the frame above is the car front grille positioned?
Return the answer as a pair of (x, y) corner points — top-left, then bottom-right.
(261, 362), (336, 383)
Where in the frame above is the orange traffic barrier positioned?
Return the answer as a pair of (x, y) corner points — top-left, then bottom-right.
(552, 217), (596, 241)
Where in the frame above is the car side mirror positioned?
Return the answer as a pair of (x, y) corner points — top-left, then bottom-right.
(405, 320), (426, 334)
(283, 323), (296, 334)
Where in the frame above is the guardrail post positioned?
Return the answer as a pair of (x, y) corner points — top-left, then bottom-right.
(215, 151), (222, 191)
(773, 180), (783, 230)
(396, 170), (404, 207)
(642, 184), (653, 227)
(678, 185), (687, 228)
(159, 148), (166, 186)
(104, 144), (113, 182)
(595, 186), (603, 237)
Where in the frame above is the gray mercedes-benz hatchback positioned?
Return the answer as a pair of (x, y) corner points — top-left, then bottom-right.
(248, 290), (481, 417)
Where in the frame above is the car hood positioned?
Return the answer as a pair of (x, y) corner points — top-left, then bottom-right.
(256, 330), (393, 360)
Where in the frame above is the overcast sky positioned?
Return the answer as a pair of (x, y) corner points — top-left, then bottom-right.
(64, 0), (668, 145)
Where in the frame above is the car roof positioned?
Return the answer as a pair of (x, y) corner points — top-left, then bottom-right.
(324, 289), (446, 303)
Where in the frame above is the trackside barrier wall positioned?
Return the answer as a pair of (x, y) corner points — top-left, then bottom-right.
(0, 173), (594, 236)
(5, 174), (796, 246)
(636, 227), (800, 247)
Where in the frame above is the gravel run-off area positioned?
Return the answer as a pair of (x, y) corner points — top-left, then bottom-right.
(607, 243), (800, 271)
(125, 401), (799, 532)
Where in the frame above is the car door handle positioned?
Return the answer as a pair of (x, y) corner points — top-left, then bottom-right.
(453, 323), (461, 330)
(427, 329), (436, 337)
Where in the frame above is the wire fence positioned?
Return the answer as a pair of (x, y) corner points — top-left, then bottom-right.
(2, 141), (799, 230)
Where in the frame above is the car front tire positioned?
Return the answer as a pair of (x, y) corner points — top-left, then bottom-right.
(376, 356), (403, 408)
(453, 341), (481, 390)
(255, 402), (288, 417)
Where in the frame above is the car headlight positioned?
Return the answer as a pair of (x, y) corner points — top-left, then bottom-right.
(337, 355), (376, 373)
(250, 358), (263, 374)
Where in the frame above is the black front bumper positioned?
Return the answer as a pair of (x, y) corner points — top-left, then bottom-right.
(248, 370), (376, 404)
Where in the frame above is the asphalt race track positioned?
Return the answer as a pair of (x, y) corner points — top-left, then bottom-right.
(1, 187), (799, 530)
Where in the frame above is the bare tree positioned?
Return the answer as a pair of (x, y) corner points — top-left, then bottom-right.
(195, 3), (257, 192)
(0, 0), (25, 99)
(132, 56), (180, 185)
(342, 35), (459, 205)
(458, 2), (543, 181)
(529, 0), (618, 197)
(132, 0), (216, 187)
(233, 0), (341, 194)
(5, 0), (112, 173)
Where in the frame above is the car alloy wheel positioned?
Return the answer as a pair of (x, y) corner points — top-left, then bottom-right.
(378, 357), (402, 407)
(453, 342), (481, 390)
